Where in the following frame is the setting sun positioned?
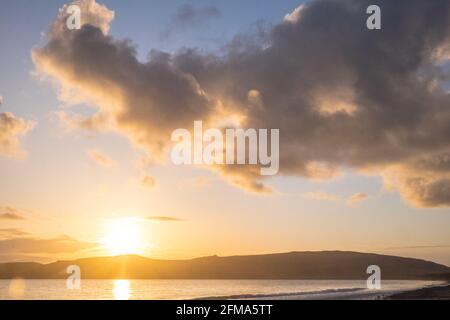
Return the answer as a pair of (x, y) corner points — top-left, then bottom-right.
(2, 0), (450, 304)
(101, 219), (145, 256)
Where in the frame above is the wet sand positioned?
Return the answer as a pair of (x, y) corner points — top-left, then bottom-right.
(387, 284), (450, 300)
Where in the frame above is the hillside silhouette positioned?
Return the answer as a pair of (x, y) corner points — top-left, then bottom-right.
(0, 251), (448, 280)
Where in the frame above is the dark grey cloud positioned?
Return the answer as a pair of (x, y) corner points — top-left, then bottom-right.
(172, 0), (450, 203)
(160, 4), (221, 40)
(175, 4), (220, 24)
(33, 0), (450, 207)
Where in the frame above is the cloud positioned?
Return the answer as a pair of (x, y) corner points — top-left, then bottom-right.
(33, 0), (450, 207)
(305, 191), (340, 201)
(160, 3), (221, 39)
(0, 213), (25, 220)
(383, 163), (450, 208)
(141, 175), (156, 188)
(347, 192), (368, 205)
(383, 244), (450, 250)
(144, 216), (182, 222)
(0, 207), (25, 220)
(284, 4), (306, 23)
(0, 254), (53, 263)
(0, 235), (97, 254)
(50, 0), (114, 36)
(175, 4), (221, 24)
(56, 110), (110, 132)
(87, 149), (116, 167)
(305, 191), (369, 206)
(0, 112), (35, 158)
(0, 229), (30, 239)
(33, 2), (213, 161)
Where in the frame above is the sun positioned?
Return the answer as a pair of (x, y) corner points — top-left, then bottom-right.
(101, 218), (145, 256)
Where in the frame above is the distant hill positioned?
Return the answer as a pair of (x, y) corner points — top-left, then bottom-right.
(0, 251), (449, 280)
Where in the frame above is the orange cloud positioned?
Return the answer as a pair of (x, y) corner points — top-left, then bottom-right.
(0, 235), (97, 254)
(0, 229), (30, 239)
(305, 192), (340, 202)
(0, 207), (26, 220)
(141, 175), (156, 188)
(87, 149), (116, 167)
(347, 192), (368, 205)
(0, 112), (34, 158)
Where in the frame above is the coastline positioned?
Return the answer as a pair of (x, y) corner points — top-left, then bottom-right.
(385, 283), (450, 300)
(0, 279), (447, 300)
(237, 281), (450, 300)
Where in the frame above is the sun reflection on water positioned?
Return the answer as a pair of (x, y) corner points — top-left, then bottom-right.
(113, 280), (131, 300)
(8, 278), (26, 299)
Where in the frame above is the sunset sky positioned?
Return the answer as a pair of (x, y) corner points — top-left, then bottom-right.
(1, 0), (450, 266)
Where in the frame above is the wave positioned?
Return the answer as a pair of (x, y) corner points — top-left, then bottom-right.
(194, 287), (366, 300)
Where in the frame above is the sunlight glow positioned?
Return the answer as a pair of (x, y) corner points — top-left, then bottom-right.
(101, 218), (145, 256)
(113, 280), (130, 300)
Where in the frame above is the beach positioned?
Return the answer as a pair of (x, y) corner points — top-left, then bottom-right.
(1, 279), (445, 300)
(386, 283), (450, 300)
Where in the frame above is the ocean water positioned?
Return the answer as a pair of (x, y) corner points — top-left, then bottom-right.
(0, 279), (442, 300)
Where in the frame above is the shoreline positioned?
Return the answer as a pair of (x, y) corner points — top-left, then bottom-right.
(385, 283), (450, 300)
(238, 282), (450, 300)
(0, 279), (448, 300)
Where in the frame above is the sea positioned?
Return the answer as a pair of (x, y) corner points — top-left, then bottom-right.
(0, 279), (444, 300)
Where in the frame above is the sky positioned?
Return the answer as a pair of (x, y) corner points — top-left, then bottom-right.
(1, 0), (450, 266)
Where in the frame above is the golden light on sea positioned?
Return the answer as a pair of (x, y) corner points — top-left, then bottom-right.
(113, 280), (130, 300)
(8, 278), (26, 299)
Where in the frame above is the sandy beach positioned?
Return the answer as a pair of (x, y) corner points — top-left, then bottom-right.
(386, 283), (450, 300)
